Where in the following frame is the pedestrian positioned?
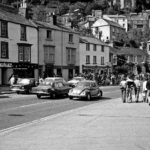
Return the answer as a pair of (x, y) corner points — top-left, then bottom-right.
(146, 77), (150, 106)
(120, 75), (127, 103)
(126, 74), (135, 103)
(142, 76), (148, 103)
(9, 75), (15, 86)
(134, 75), (141, 103)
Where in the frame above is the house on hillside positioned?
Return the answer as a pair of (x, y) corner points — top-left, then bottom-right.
(0, 3), (38, 85)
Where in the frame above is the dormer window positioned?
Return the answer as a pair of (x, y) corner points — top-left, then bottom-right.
(20, 25), (26, 40)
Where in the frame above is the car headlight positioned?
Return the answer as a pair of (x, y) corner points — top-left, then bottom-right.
(21, 86), (24, 89)
(80, 90), (86, 95)
(69, 89), (73, 93)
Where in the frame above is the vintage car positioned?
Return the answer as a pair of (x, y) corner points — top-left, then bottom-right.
(10, 78), (37, 94)
(67, 77), (85, 88)
(32, 77), (72, 99)
(68, 80), (103, 100)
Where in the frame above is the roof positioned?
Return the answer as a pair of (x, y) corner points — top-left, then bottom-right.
(115, 47), (148, 56)
(105, 15), (126, 18)
(80, 36), (108, 46)
(81, 80), (96, 83)
(104, 19), (125, 29)
(0, 9), (35, 27)
(33, 20), (79, 34)
(109, 47), (119, 54)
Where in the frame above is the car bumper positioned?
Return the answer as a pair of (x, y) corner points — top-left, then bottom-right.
(11, 89), (26, 92)
(68, 93), (86, 98)
(32, 91), (50, 95)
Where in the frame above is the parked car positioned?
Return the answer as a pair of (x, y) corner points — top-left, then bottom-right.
(32, 77), (72, 99)
(67, 77), (85, 88)
(68, 80), (103, 100)
(10, 78), (37, 94)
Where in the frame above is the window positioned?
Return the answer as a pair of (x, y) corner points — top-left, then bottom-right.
(18, 45), (31, 62)
(133, 56), (136, 62)
(47, 30), (52, 39)
(149, 45), (150, 51)
(117, 28), (119, 34)
(86, 43), (90, 51)
(44, 46), (55, 63)
(86, 55), (90, 64)
(112, 27), (115, 32)
(123, 24), (125, 27)
(1, 42), (8, 58)
(1, 21), (8, 37)
(101, 45), (104, 52)
(123, 19), (125, 22)
(66, 48), (76, 64)
(20, 25), (26, 40)
(95, 27), (98, 34)
(93, 56), (97, 64)
(101, 57), (104, 65)
(93, 44), (97, 51)
(69, 34), (73, 43)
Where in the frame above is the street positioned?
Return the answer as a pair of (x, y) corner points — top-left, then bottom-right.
(1, 86), (150, 150)
(0, 86), (119, 131)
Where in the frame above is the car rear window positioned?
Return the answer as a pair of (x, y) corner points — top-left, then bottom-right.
(17, 79), (30, 84)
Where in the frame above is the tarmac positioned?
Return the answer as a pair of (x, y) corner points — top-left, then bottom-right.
(0, 95), (150, 150)
(0, 85), (14, 94)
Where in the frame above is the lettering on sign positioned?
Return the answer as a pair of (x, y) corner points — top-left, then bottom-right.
(0, 63), (12, 67)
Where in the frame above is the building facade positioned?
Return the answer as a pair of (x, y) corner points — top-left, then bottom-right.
(92, 18), (126, 43)
(0, 5), (38, 85)
(33, 21), (80, 81)
(79, 36), (110, 74)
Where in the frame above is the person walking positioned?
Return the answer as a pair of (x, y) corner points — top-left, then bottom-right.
(120, 75), (127, 103)
(126, 74), (135, 103)
(142, 76), (148, 103)
(134, 76), (141, 103)
(146, 77), (150, 105)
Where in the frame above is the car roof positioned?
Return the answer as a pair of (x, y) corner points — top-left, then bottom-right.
(73, 77), (84, 79)
(45, 77), (63, 80)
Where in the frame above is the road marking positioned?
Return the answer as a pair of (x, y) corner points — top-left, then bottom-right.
(0, 98), (120, 135)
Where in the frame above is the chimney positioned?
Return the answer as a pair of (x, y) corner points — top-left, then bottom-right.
(95, 10), (103, 19)
(19, 0), (28, 18)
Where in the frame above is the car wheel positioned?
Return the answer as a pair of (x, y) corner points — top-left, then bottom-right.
(52, 93), (56, 99)
(37, 94), (41, 99)
(86, 93), (91, 100)
(26, 90), (30, 94)
(17, 91), (20, 94)
(69, 96), (73, 99)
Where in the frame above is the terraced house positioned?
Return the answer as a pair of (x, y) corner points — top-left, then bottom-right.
(32, 20), (80, 81)
(0, 4), (38, 85)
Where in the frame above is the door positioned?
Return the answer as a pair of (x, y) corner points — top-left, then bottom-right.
(68, 69), (73, 80)
(90, 82), (99, 97)
(2, 68), (7, 85)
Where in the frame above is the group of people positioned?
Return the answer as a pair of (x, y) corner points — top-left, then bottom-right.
(120, 73), (150, 105)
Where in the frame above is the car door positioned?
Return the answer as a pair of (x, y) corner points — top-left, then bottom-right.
(90, 82), (99, 97)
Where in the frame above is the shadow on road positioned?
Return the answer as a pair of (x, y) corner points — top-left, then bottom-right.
(71, 97), (112, 102)
(0, 94), (10, 99)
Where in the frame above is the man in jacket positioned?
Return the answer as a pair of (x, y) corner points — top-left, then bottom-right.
(120, 75), (127, 103)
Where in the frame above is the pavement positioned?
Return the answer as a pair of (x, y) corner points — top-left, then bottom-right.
(0, 96), (150, 150)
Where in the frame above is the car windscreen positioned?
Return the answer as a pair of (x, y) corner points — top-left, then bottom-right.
(77, 82), (90, 87)
(17, 79), (30, 84)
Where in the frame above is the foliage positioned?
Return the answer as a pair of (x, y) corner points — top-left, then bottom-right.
(114, 66), (128, 74)
(144, 61), (150, 73)
(117, 55), (127, 66)
(137, 64), (142, 74)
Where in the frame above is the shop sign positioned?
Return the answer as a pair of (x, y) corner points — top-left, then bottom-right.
(0, 62), (12, 67)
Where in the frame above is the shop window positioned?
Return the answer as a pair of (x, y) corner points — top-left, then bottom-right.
(18, 45), (31, 62)
(1, 21), (8, 38)
(66, 48), (76, 64)
(44, 46), (55, 63)
(1, 42), (9, 58)
(20, 25), (26, 40)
